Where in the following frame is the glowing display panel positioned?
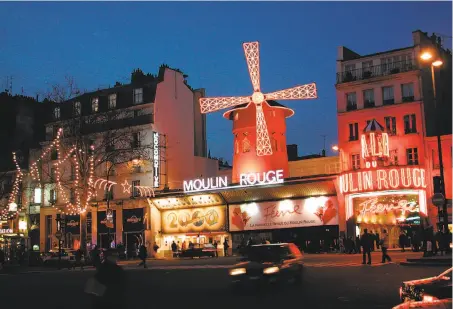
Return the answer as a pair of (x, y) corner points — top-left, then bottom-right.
(161, 206), (227, 234)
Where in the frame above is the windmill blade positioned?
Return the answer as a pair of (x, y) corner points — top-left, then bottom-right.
(243, 42), (261, 92)
(199, 96), (251, 114)
(255, 103), (273, 156)
(264, 83), (317, 101)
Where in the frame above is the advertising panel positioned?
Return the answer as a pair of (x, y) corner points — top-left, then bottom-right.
(161, 206), (227, 234)
(229, 196), (338, 232)
(352, 192), (421, 225)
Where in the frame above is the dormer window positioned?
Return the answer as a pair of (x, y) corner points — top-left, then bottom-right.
(92, 98), (99, 113)
(74, 101), (81, 116)
(54, 107), (60, 120)
(109, 94), (117, 109)
(133, 88), (143, 104)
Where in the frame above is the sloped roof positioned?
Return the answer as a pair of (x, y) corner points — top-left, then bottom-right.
(363, 119), (385, 133)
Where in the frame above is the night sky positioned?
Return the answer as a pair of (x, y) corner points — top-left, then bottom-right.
(0, 2), (451, 164)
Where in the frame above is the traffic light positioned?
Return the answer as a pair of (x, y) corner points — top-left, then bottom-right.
(433, 176), (443, 193)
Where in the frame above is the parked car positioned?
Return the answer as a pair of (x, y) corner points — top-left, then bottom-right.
(42, 248), (86, 267)
(228, 243), (303, 287)
(400, 268), (452, 303)
(393, 298), (452, 309)
(179, 243), (217, 258)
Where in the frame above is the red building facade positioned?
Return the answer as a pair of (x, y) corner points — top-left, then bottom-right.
(334, 30), (452, 246)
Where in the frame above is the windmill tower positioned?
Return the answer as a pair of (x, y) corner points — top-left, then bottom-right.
(200, 42), (317, 182)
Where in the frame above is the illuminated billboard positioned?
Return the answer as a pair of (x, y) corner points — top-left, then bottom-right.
(161, 206), (227, 234)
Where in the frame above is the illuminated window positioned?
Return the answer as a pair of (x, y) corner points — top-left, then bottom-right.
(346, 92), (357, 111)
(349, 123), (359, 141)
(404, 114), (417, 134)
(133, 88), (143, 104)
(242, 137), (251, 153)
(389, 149), (398, 166)
(363, 89), (375, 108)
(382, 86), (394, 105)
(406, 148), (419, 165)
(384, 116), (397, 135)
(70, 189), (75, 204)
(351, 154), (360, 170)
(108, 94), (117, 109)
(92, 97), (99, 113)
(74, 101), (81, 116)
(51, 149), (58, 161)
(132, 180), (140, 197)
(401, 83), (414, 102)
(54, 107), (60, 120)
(49, 189), (57, 204)
(34, 187), (42, 204)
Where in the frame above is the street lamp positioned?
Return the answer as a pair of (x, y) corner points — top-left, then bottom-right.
(332, 145), (339, 152)
(420, 50), (449, 233)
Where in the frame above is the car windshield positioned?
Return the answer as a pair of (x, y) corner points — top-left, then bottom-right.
(244, 245), (290, 262)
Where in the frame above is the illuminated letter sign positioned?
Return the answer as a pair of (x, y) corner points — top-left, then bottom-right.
(153, 132), (159, 188)
(239, 169), (284, 186)
(361, 132), (390, 168)
(339, 167), (427, 194)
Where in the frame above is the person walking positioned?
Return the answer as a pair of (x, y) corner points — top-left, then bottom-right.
(171, 241), (178, 258)
(138, 245), (147, 268)
(361, 229), (372, 265)
(223, 239), (229, 257)
(380, 229), (392, 263)
(399, 232), (407, 252)
(74, 248), (84, 270)
(213, 240), (218, 257)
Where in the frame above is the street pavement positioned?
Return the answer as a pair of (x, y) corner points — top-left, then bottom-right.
(0, 251), (450, 309)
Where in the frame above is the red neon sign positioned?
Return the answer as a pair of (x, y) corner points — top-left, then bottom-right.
(361, 132), (389, 168)
(339, 167), (427, 194)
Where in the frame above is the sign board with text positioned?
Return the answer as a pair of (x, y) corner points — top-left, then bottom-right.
(229, 196), (338, 232)
(161, 206), (227, 234)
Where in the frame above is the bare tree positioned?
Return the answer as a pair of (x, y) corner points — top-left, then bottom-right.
(32, 77), (153, 252)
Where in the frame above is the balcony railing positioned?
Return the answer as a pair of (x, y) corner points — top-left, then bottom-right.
(337, 60), (417, 84)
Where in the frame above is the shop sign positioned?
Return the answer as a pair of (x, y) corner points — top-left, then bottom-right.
(98, 210), (116, 233)
(0, 229), (13, 234)
(183, 169), (284, 193)
(123, 208), (144, 232)
(361, 132), (389, 168)
(153, 132), (160, 188)
(161, 206), (226, 234)
(352, 192), (421, 225)
(339, 167), (427, 194)
(229, 196), (338, 232)
(65, 215), (80, 235)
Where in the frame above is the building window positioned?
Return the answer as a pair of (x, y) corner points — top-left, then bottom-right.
(50, 167), (56, 182)
(363, 89), (375, 108)
(49, 189), (57, 204)
(108, 94), (117, 109)
(382, 86), (394, 105)
(74, 101), (81, 116)
(406, 148), (419, 165)
(242, 137), (251, 153)
(92, 98), (99, 113)
(351, 154), (360, 170)
(132, 180), (140, 197)
(389, 149), (399, 166)
(401, 83), (414, 102)
(51, 149), (58, 161)
(346, 92), (357, 111)
(349, 123), (359, 141)
(34, 187), (42, 204)
(404, 114), (417, 134)
(54, 107), (60, 120)
(133, 88), (143, 104)
(104, 187), (114, 200)
(70, 189), (75, 204)
(345, 64), (356, 72)
(131, 132), (140, 148)
(384, 116), (397, 135)
(70, 164), (75, 180)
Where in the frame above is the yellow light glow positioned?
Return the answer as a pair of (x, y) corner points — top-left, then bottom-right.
(229, 268), (246, 276)
(332, 145), (339, 151)
(19, 220), (27, 231)
(263, 266), (280, 274)
(432, 60), (443, 67)
(279, 199), (293, 212)
(420, 52), (433, 61)
(240, 203), (259, 216)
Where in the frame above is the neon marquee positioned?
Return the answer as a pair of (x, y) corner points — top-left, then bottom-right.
(339, 167), (427, 194)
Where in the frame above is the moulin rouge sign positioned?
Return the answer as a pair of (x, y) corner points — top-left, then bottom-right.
(183, 170), (284, 193)
(340, 132), (427, 194)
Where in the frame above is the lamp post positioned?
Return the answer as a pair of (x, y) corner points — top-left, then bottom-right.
(420, 51), (448, 233)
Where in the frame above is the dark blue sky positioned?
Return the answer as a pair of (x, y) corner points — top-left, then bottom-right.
(0, 2), (451, 163)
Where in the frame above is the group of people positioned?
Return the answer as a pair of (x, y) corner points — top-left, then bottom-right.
(170, 239), (230, 257)
(360, 228), (392, 264)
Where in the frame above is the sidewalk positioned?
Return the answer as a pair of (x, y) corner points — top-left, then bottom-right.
(400, 252), (452, 267)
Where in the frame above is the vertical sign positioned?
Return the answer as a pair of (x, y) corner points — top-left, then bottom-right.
(153, 132), (160, 188)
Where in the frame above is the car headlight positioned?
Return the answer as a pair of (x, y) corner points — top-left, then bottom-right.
(229, 268), (246, 276)
(422, 294), (438, 302)
(263, 266), (280, 275)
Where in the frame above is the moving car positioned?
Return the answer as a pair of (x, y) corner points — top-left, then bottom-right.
(179, 243), (217, 258)
(400, 268), (452, 303)
(229, 243), (303, 286)
(393, 299), (452, 309)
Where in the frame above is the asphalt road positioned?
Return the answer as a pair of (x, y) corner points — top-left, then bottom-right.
(1, 252), (449, 309)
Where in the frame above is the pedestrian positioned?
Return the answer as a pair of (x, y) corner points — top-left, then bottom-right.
(375, 231), (380, 250)
(91, 245), (101, 270)
(399, 232), (406, 252)
(339, 236), (345, 253)
(380, 229), (392, 263)
(355, 236), (361, 254)
(87, 249), (126, 309)
(213, 241), (218, 257)
(138, 245), (147, 268)
(223, 239), (229, 257)
(74, 248), (84, 270)
(171, 241), (178, 258)
(361, 229), (372, 265)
